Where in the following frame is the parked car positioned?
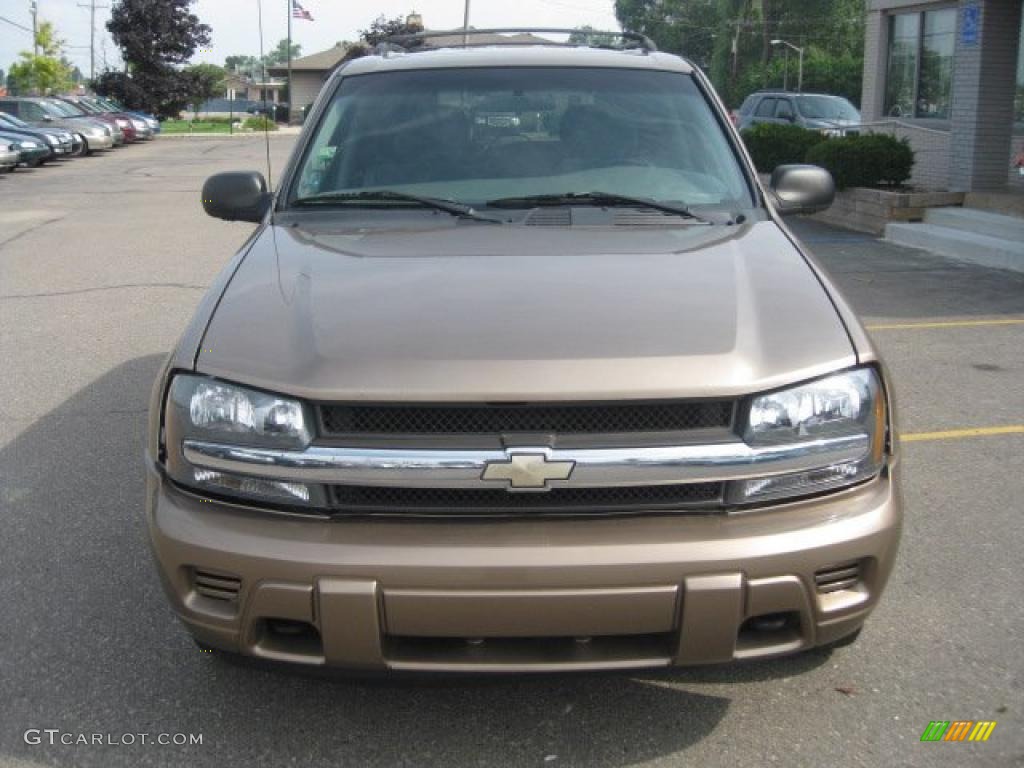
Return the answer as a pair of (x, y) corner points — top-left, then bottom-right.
(737, 91), (861, 135)
(51, 96), (137, 142)
(94, 96), (160, 135)
(0, 97), (114, 154)
(0, 140), (19, 172)
(43, 97), (125, 146)
(0, 112), (75, 158)
(0, 130), (51, 167)
(149, 31), (900, 673)
(64, 95), (153, 141)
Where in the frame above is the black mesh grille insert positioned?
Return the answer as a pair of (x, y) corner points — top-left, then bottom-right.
(319, 401), (733, 437)
(329, 482), (723, 516)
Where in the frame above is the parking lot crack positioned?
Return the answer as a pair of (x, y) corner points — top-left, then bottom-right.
(0, 215), (67, 248)
(0, 282), (207, 300)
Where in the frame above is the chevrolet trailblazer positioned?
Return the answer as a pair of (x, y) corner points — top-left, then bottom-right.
(146, 30), (901, 673)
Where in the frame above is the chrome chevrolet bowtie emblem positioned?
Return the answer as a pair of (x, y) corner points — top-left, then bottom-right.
(481, 451), (575, 490)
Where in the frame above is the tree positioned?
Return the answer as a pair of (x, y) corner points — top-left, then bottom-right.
(342, 14), (425, 62)
(103, 0), (211, 118)
(264, 39), (302, 67)
(7, 21), (74, 95)
(184, 62), (225, 116)
(107, 0), (210, 67)
(614, 0), (720, 67)
(616, 0), (866, 106)
(224, 54), (260, 75)
(568, 26), (620, 48)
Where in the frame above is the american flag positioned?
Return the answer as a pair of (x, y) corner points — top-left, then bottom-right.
(292, 0), (313, 20)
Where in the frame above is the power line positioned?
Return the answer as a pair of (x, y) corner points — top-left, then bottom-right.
(0, 14), (32, 32)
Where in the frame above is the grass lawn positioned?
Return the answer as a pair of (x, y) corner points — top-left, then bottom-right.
(161, 120), (234, 134)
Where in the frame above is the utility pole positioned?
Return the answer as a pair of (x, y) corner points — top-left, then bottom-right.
(287, 0), (292, 124)
(30, 0), (38, 56)
(462, 0), (471, 45)
(77, 0), (110, 82)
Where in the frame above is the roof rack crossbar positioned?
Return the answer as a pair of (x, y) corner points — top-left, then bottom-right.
(383, 27), (658, 54)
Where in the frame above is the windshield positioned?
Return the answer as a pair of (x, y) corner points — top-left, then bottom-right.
(795, 95), (860, 122)
(291, 67), (752, 211)
(45, 100), (82, 117)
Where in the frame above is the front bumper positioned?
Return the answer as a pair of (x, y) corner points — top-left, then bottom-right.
(16, 146), (50, 165)
(84, 133), (114, 150)
(146, 459), (902, 673)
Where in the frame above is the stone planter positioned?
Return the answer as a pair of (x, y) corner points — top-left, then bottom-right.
(808, 187), (965, 235)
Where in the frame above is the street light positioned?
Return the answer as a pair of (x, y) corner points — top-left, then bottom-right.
(771, 39), (804, 92)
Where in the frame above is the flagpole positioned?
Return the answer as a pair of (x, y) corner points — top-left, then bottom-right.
(287, 0), (293, 124)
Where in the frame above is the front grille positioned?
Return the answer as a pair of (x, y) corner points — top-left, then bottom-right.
(328, 482), (723, 516)
(319, 400), (733, 437)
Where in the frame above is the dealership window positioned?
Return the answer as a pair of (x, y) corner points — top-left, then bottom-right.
(1016, 10), (1024, 122)
(884, 8), (956, 119)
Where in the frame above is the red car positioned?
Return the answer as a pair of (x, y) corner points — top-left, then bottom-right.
(52, 96), (138, 142)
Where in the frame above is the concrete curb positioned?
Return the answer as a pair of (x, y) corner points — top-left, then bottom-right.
(158, 126), (302, 139)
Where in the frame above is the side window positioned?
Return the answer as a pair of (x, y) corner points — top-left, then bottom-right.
(24, 103), (45, 121)
(0, 102), (17, 118)
(754, 97), (776, 117)
(775, 99), (795, 120)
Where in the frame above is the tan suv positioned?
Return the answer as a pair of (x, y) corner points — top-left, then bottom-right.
(146, 30), (901, 673)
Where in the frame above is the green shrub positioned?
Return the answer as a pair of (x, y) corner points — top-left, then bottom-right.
(805, 133), (914, 189)
(242, 116), (278, 132)
(740, 123), (826, 173)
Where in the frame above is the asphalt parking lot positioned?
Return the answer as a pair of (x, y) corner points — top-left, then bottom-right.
(1, 136), (1022, 768)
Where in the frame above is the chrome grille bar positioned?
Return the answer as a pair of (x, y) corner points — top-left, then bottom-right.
(182, 434), (868, 489)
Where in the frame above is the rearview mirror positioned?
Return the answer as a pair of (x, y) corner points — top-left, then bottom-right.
(202, 171), (271, 223)
(769, 164), (835, 216)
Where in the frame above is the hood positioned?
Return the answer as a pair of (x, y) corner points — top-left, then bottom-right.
(196, 220), (855, 402)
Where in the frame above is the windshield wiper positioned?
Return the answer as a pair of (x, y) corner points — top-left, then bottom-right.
(292, 190), (502, 224)
(485, 191), (726, 224)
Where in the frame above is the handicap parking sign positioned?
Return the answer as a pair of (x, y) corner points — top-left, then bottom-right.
(961, 4), (979, 46)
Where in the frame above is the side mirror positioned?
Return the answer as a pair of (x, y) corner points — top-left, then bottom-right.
(769, 164), (835, 216)
(202, 171), (271, 222)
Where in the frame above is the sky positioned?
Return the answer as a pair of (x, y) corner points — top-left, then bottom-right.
(1, 0), (620, 79)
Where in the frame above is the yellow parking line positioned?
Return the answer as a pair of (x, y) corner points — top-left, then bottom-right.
(866, 318), (1024, 331)
(901, 425), (1024, 442)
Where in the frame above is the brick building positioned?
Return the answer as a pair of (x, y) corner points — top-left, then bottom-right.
(860, 0), (1024, 192)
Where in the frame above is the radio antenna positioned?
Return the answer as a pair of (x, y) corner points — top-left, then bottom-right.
(256, 0), (273, 194)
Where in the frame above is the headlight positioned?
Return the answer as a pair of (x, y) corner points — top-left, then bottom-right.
(169, 375), (311, 448)
(45, 134), (58, 145)
(19, 140), (40, 148)
(730, 367), (886, 504)
(163, 375), (318, 506)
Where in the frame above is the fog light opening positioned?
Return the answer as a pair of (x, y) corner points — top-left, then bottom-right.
(257, 618), (323, 658)
(737, 611), (802, 652)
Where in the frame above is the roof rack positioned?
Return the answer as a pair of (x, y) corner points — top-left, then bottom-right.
(380, 28), (658, 54)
